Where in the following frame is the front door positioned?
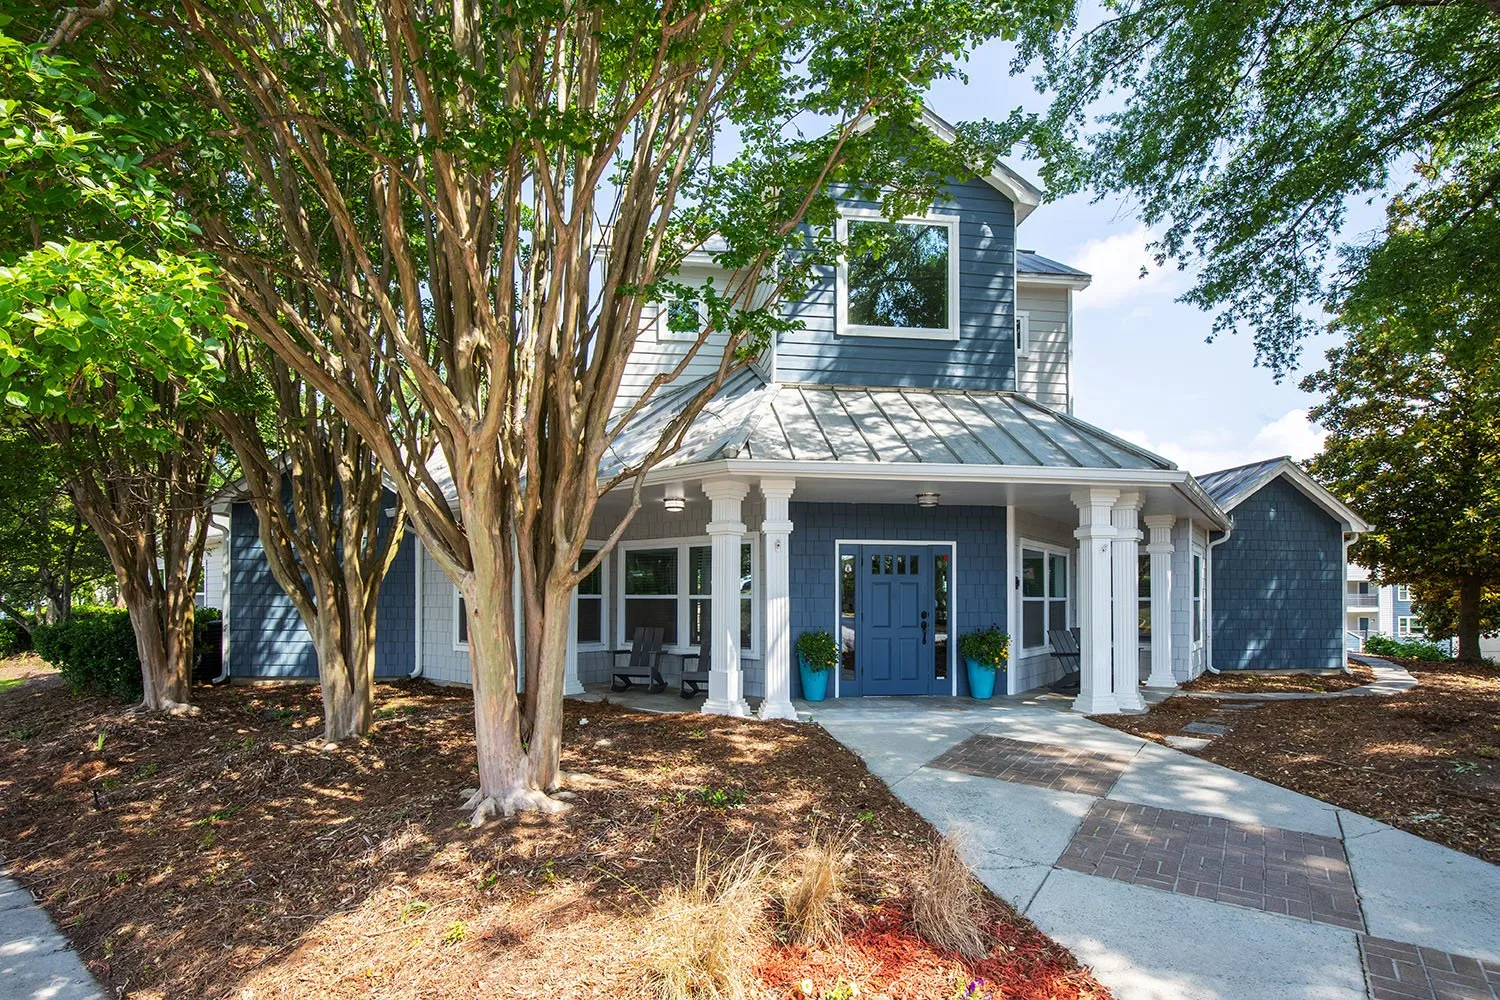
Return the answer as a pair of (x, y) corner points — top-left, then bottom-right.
(858, 546), (934, 696)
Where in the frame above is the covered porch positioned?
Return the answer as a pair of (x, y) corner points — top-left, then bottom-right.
(573, 378), (1231, 718)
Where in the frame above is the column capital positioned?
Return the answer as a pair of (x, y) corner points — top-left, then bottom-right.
(758, 478), (797, 503)
(702, 479), (750, 504)
(1143, 513), (1178, 530)
(1071, 487), (1121, 510)
(1112, 491), (1144, 513)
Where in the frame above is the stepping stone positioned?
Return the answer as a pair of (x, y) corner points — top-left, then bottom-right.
(1182, 721), (1230, 736)
(1216, 702), (1266, 711)
(1164, 735), (1213, 751)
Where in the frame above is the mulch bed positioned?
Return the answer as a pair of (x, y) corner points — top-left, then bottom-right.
(1179, 664), (1375, 695)
(1099, 660), (1500, 864)
(0, 677), (1109, 1000)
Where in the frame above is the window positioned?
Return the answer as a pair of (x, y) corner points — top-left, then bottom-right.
(1398, 616), (1417, 637)
(576, 548), (605, 647)
(839, 552), (857, 685)
(1358, 617), (1370, 632)
(1014, 311), (1031, 358)
(1396, 584), (1412, 603)
(650, 293), (706, 343)
(836, 214), (959, 340)
(1138, 553), (1151, 642)
(1192, 550), (1205, 645)
(1021, 543), (1069, 650)
(620, 539), (755, 652)
(455, 591), (469, 649)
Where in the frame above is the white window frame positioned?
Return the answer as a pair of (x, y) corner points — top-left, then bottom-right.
(1397, 615), (1417, 637)
(574, 541), (609, 651)
(1019, 538), (1071, 653)
(647, 292), (708, 344)
(616, 536), (759, 656)
(1192, 544), (1206, 648)
(834, 209), (961, 342)
(453, 586), (469, 651)
(1396, 584), (1412, 603)
(1014, 310), (1031, 358)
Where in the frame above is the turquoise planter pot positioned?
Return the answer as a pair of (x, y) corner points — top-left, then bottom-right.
(798, 654), (831, 702)
(965, 658), (1003, 700)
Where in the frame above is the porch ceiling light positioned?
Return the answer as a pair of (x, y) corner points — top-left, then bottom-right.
(663, 485), (686, 513)
(916, 491), (941, 508)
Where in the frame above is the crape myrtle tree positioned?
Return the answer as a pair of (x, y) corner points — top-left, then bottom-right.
(214, 336), (408, 742)
(1015, 0), (1500, 375)
(1305, 173), (1500, 662)
(0, 31), (233, 712)
(138, 0), (1056, 819)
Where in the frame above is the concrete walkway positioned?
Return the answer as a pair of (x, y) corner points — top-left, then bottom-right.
(806, 692), (1500, 1000)
(0, 876), (103, 1000)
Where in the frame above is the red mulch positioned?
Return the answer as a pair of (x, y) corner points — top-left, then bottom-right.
(1179, 664), (1374, 694)
(0, 677), (1110, 999)
(1099, 659), (1500, 863)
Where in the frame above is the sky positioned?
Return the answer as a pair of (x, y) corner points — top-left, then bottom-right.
(924, 37), (1384, 477)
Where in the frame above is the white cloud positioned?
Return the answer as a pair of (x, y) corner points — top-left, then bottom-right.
(1069, 224), (1185, 310)
(1116, 408), (1326, 476)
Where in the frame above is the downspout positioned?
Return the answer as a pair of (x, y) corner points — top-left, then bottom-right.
(1204, 523), (1234, 673)
(1341, 529), (1361, 669)
(410, 533), (425, 679)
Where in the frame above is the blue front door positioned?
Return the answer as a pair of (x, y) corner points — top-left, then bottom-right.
(858, 546), (933, 696)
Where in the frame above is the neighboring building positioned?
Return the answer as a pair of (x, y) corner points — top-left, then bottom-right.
(213, 108), (1368, 716)
(1343, 568), (1454, 653)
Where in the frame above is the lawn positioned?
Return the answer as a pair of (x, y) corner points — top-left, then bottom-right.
(1100, 659), (1500, 864)
(0, 675), (1109, 1000)
(1178, 663), (1375, 695)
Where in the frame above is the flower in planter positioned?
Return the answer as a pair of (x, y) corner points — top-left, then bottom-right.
(796, 630), (838, 671)
(958, 626), (1009, 669)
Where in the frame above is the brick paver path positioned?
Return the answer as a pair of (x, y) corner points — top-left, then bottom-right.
(927, 734), (1131, 797)
(1057, 798), (1365, 930)
(1360, 936), (1500, 1000)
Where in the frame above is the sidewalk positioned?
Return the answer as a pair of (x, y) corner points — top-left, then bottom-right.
(0, 875), (104, 1000)
(808, 693), (1500, 1000)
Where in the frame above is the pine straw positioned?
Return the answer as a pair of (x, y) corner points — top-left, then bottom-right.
(0, 679), (1110, 999)
(1179, 664), (1374, 694)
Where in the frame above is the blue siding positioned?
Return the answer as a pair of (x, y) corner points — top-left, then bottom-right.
(1211, 477), (1344, 670)
(778, 177), (1018, 390)
(787, 503), (1007, 697)
(229, 497), (415, 680)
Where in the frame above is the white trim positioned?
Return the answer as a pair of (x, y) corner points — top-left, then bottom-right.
(1213, 459), (1371, 533)
(1191, 541), (1206, 650)
(1017, 272), (1092, 291)
(1005, 506), (1017, 695)
(616, 535), (760, 656)
(411, 537), (425, 678)
(574, 540), (609, 651)
(1018, 538), (1071, 653)
(647, 292), (710, 344)
(452, 584), (469, 652)
(834, 209), (961, 342)
(1014, 310), (1031, 359)
(832, 538), (959, 698)
(1396, 584), (1412, 603)
(1397, 615), (1417, 637)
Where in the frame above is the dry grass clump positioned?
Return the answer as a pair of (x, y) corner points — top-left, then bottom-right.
(911, 837), (990, 960)
(640, 839), (773, 999)
(778, 828), (854, 948)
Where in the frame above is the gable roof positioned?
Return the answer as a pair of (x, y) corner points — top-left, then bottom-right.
(1199, 457), (1370, 532)
(1017, 250), (1089, 278)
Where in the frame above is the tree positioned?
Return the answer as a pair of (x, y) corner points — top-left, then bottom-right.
(1304, 181), (1500, 661)
(109, 0), (1054, 818)
(0, 428), (113, 630)
(1018, 0), (1500, 374)
(0, 32), (233, 711)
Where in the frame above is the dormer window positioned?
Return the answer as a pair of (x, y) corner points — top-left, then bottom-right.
(835, 213), (960, 341)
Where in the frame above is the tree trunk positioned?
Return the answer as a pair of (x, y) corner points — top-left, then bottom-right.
(309, 579), (378, 742)
(459, 479), (567, 824)
(525, 579), (574, 794)
(120, 575), (195, 713)
(1456, 575), (1483, 662)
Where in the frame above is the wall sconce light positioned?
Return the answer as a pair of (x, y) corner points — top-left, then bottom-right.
(916, 492), (940, 508)
(663, 484), (686, 513)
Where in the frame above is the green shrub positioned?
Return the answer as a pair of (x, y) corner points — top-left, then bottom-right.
(0, 617), (32, 656)
(1362, 634), (1450, 662)
(796, 631), (838, 670)
(958, 626), (1010, 669)
(33, 607), (142, 700)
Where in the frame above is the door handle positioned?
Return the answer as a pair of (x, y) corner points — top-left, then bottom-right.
(920, 610), (929, 646)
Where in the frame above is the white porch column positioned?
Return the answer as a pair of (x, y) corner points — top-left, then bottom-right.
(1110, 493), (1146, 712)
(1143, 514), (1177, 689)
(758, 478), (797, 720)
(1072, 488), (1120, 715)
(563, 590), (584, 696)
(702, 480), (752, 717)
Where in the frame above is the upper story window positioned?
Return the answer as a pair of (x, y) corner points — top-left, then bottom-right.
(647, 293), (707, 343)
(835, 213), (960, 341)
(1396, 584), (1412, 603)
(1014, 311), (1031, 358)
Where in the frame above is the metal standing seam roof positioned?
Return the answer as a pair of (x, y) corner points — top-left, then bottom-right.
(1197, 457), (1298, 510)
(602, 372), (1175, 477)
(1016, 250), (1091, 278)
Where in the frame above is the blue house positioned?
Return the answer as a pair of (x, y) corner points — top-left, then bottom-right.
(214, 109), (1368, 717)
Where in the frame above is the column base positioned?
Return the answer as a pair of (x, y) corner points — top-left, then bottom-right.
(1071, 691), (1120, 715)
(701, 697), (751, 718)
(563, 676), (585, 696)
(1114, 687), (1147, 712)
(757, 699), (799, 721)
(1143, 671), (1178, 690)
